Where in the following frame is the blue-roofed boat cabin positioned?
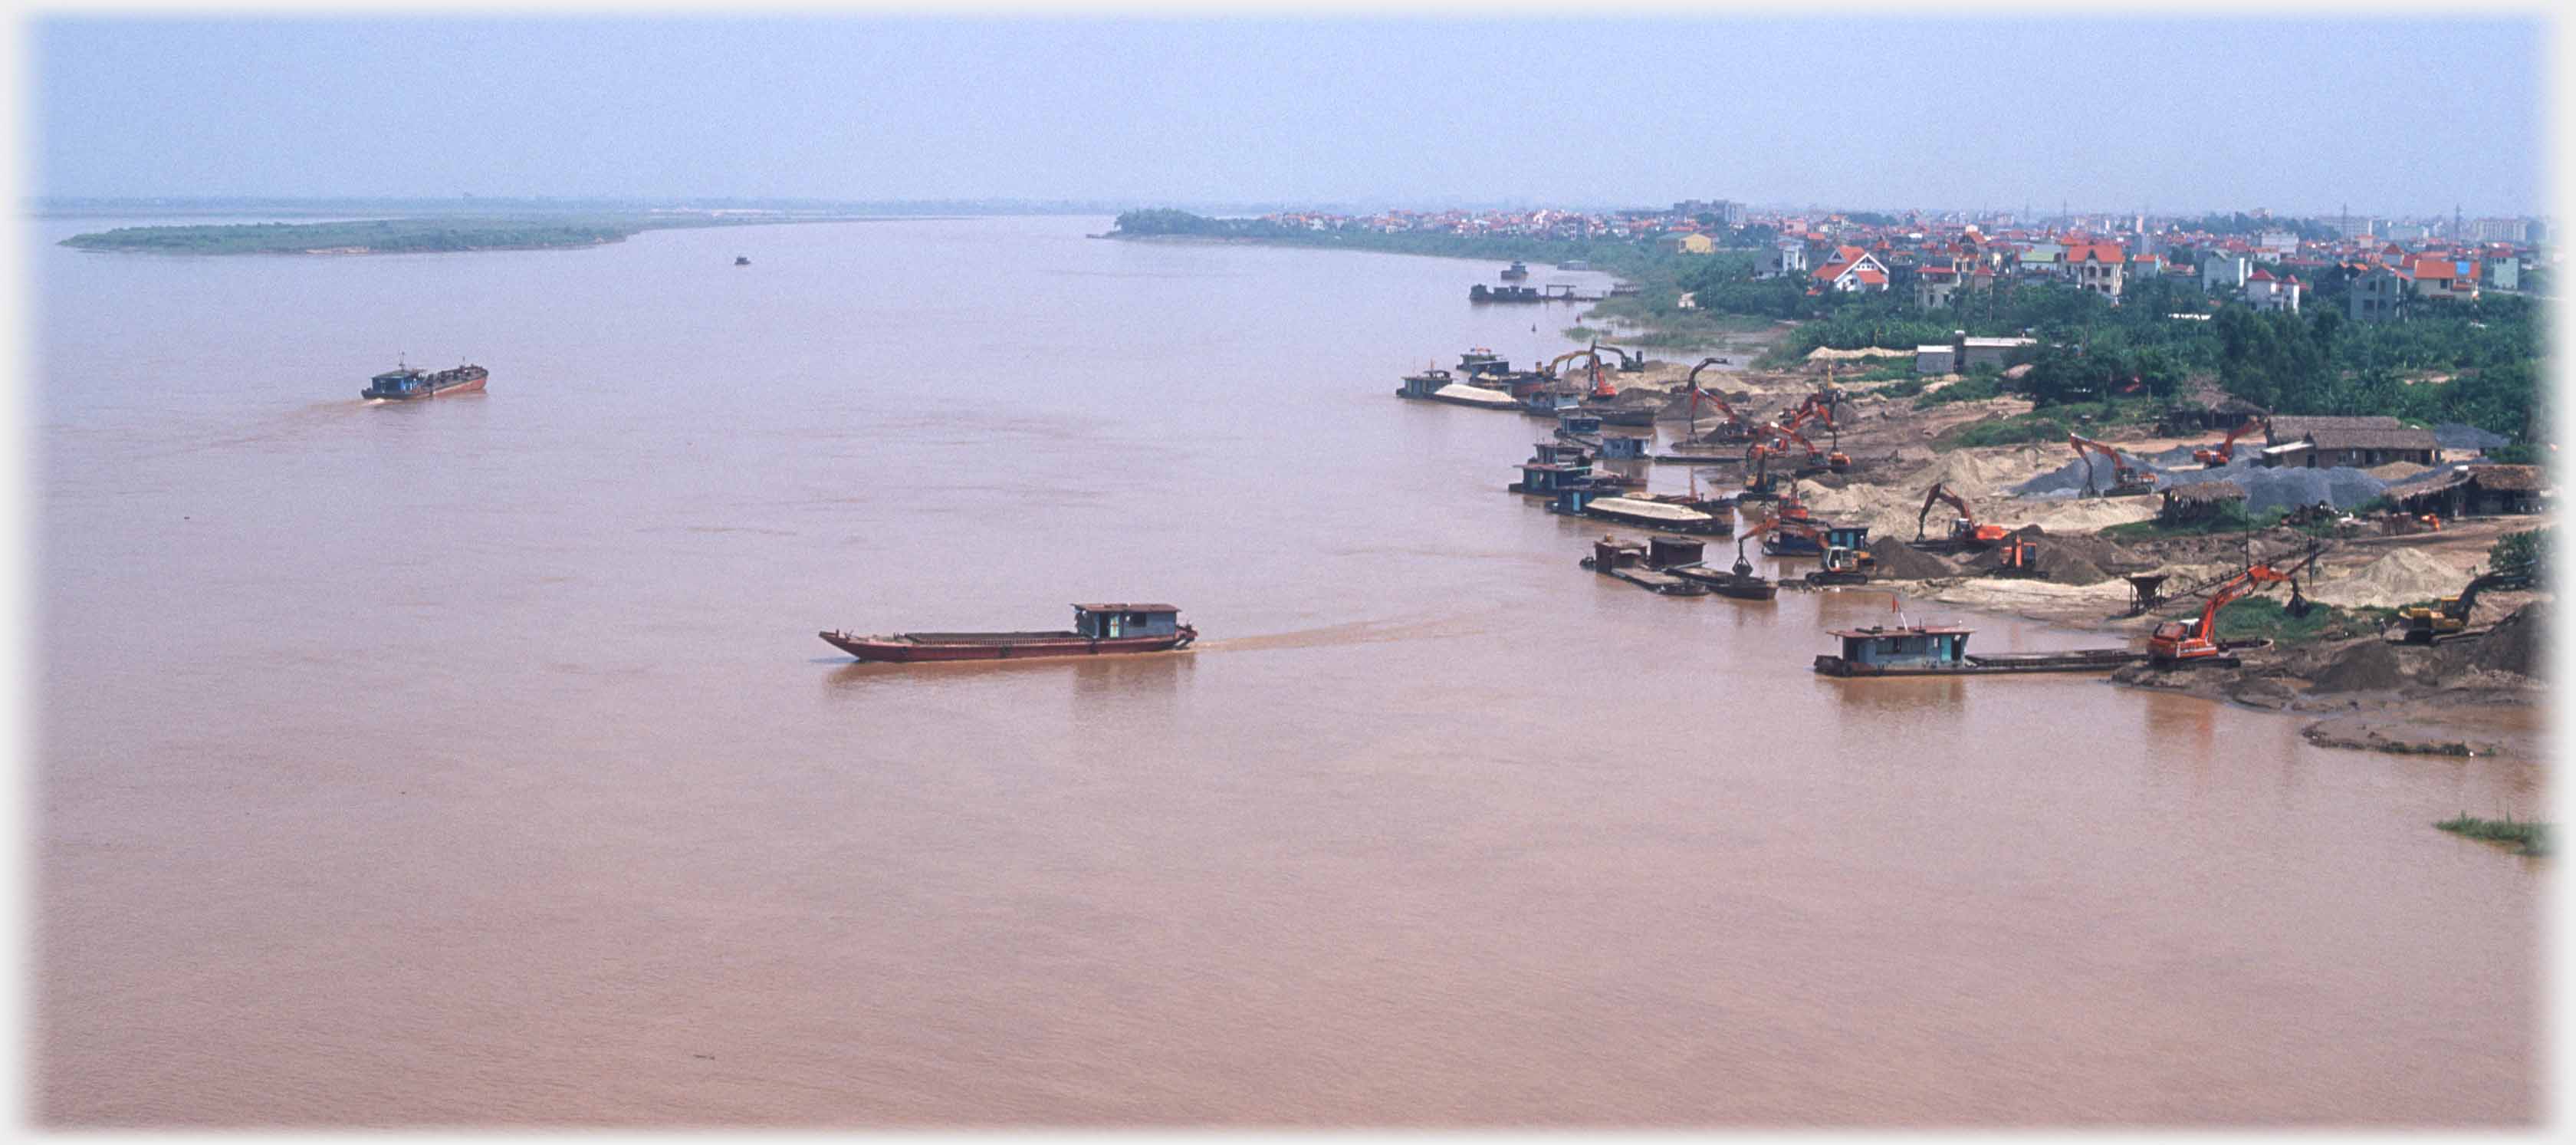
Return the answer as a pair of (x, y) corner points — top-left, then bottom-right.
(1558, 412), (1605, 436)
(1823, 524), (1869, 551)
(1531, 441), (1590, 466)
(1598, 433), (1649, 460)
(1510, 460), (1592, 495)
(1395, 368), (1454, 399)
(1073, 603), (1184, 640)
(1817, 624), (1973, 674)
(1520, 389), (1584, 416)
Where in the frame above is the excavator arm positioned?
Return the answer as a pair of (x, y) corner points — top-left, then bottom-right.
(2156, 548), (2322, 660)
(1917, 482), (1973, 539)
(2446, 571), (2534, 620)
(2068, 431), (2151, 492)
(1594, 343), (1646, 371)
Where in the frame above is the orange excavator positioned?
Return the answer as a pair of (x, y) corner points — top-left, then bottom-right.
(1781, 390), (1852, 472)
(1993, 532), (2041, 577)
(1754, 420), (1846, 475)
(1681, 357), (1754, 443)
(2067, 432), (2157, 498)
(1914, 482), (2009, 549)
(2192, 416), (2267, 468)
(1543, 347), (1615, 399)
(2147, 549), (2322, 667)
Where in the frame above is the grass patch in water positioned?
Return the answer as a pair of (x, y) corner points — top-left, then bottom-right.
(2436, 813), (2551, 856)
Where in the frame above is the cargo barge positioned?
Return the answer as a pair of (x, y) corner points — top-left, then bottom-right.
(363, 360), (488, 400)
(1579, 535), (1710, 596)
(1812, 623), (2143, 677)
(821, 604), (1195, 663)
(1395, 370), (1521, 409)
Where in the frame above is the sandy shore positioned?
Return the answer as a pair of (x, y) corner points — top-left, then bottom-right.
(1634, 356), (2552, 765)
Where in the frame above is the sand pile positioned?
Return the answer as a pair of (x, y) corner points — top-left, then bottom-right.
(2041, 531), (2147, 571)
(1957, 526), (2118, 584)
(1903, 446), (2051, 501)
(1793, 482), (1928, 545)
(2452, 602), (2545, 679)
(1898, 576), (2134, 613)
(1867, 537), (1964, 579)
(1806, 347), (1911, 362)
(2020, 496), (2160, 533)
(2305, 548), (2471, 609)
(2039, 553), (2110, 584)
(2309, 640), (2410, 693)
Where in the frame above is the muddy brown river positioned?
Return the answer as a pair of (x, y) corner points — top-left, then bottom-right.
(32, 214), (2542, 1125)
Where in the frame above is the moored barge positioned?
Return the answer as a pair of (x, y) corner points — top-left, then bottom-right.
(1578, 536), (1708, 596)
(1812, 623), (2143, 677)
(821, 604), (1196, 663)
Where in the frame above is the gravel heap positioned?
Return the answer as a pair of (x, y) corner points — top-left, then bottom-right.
(2434, 422), (2511, 453)
(2229, 462), (2390, 513)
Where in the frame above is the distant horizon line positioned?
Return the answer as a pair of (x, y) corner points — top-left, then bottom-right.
(25, 194), (2544, 225)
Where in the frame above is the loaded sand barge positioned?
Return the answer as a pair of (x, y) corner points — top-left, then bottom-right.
(822, 604), (1196, 663)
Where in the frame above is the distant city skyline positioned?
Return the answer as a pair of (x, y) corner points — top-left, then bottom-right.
(33, 16), (2546, 217)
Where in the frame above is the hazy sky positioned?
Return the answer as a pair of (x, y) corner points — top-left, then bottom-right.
(34, 15), (2547, 216)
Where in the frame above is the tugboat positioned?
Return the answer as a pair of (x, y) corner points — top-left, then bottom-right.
(1500, 260), (1530, 281)
(734, 255), (751, 266)
(820, 603), (1196, 663)
(362, 360), (488, 400)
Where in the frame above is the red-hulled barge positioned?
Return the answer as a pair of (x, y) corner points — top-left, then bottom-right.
(820, 603), (1196, 663)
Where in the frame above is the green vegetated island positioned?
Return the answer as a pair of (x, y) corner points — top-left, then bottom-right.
(58, 211), (887, 256)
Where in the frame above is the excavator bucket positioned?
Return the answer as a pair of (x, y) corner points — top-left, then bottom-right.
(2285, 582), (2314, 619)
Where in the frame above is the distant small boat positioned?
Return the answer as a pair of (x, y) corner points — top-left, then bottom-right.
(734, 255), (751, 265)
(821, 604), (1195, 663)
(1500, 260), (1530, 281)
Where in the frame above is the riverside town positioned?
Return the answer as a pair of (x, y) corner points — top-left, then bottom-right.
(1110, 199), (2551, 762)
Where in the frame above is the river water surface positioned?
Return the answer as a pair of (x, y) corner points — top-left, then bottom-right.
(31, 214), (2543, 1125)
